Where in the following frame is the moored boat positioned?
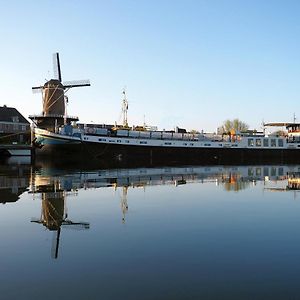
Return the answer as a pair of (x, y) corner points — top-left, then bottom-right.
(31, 122), (300, 165)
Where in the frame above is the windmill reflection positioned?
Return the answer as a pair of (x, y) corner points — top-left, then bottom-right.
(31, 179), (89, 259)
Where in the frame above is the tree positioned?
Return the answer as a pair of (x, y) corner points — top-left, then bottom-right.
(218, 118), (249, 134)
(190, 129), (200, 134)
(270, 130), (287, 137)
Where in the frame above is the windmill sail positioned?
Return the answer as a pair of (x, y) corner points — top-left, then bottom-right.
(53, 52), (62, 82)
(63, 79), (91, 88)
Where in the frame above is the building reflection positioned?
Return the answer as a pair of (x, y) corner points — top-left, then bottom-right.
(0, 162), (31, 204)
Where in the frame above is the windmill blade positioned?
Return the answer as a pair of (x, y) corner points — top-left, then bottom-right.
(30, 218), (43, 224)
(53, 52), (62, 82)
(32, 86), (43, 93)
(51, 228), (61, 259)
(61, 220), (90, 229)
(63, 79), (91, 88)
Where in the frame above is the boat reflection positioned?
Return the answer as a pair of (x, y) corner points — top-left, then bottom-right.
(32, 164), (300, 191)
(265, 171), (300, 193)
(287, 172), (300, 190)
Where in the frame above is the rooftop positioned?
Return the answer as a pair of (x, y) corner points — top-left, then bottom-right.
(0, 106), (29, 124)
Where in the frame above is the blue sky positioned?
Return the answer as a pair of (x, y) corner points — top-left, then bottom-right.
(0, 0), (299, 131)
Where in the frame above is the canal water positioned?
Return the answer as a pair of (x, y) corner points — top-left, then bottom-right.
(0, 158), (300, 299)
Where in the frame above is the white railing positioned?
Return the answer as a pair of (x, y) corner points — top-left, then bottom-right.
(29, 114), (79, 119)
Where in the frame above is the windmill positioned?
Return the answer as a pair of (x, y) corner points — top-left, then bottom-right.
(30, 53), (91, 130)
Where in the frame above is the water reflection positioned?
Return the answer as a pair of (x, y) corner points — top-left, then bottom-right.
(2, 162), (300, 299)
(0, 162), (31, 203)
(30, 176), (90, 259)
(30, 165), (300, 228)
(288, 171), (300, 190)
(1, 163), (300, 261)
(31, 164), (300, 192)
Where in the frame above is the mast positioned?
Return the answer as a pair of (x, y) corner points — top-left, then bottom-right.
(122, 89), (129, 128)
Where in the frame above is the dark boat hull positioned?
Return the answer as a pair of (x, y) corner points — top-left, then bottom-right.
(35, 141), (300, 167)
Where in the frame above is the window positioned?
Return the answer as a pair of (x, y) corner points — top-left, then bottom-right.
(271, 139), (276, 147)
(248, 139), (254, 147)
(12, 116), (19, 122)
(263, 167), (269, 176)
(164, 142), (172, 145)
(140, 141), (147, 144)
(255, 139), (261, 147)
(271, 167), (276, 176)
(278, 139), (283, 147)
(263, 139), (269, 147)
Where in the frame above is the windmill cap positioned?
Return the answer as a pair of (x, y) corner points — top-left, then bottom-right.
(43, 79), (64, 88)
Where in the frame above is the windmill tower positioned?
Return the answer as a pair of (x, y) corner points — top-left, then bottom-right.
(30, 53), (90, 131)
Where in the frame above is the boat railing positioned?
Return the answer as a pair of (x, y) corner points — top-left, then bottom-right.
(29, 114), (79, 120)
(88, 129), (223, 142)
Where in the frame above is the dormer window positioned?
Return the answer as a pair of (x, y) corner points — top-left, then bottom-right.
(12, 116), (19, 123)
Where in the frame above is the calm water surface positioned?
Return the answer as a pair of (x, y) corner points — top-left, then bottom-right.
(0, 159), (300, 299)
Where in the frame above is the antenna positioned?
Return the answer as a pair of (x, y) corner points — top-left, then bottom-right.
(122, 89), (129, 127)
(261, 119), (265, 135)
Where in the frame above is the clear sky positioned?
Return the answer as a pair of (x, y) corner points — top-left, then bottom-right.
(0, 0), (299, 132)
